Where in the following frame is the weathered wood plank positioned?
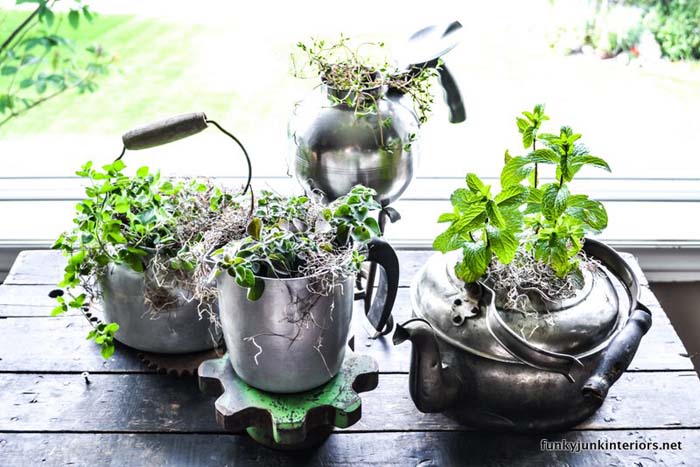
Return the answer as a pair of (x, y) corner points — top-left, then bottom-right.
(0, 430), (697, 467)
(0, 291), (691, 373)
(0, 285), (61, 307)
(3, 250), (66, 286)
(1, 372), (699, 433)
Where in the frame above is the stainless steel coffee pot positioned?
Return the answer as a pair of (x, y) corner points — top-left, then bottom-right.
(393, 239), (652, 432)
(288, 21), (466, 205)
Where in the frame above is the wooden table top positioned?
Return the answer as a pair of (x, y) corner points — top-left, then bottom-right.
(0, 250), (698, 466)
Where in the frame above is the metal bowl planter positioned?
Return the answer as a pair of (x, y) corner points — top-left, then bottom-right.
(394, 239), (652, 432)
(99, 263), (222, 354)
(217, 238), (399, 393)
(95, 112), (252, 354)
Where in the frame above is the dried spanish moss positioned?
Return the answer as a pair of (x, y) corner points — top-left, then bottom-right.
(484, 249), (599, 313)
(142, 180), (250, 324)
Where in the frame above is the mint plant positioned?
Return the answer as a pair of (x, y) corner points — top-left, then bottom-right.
(52, 160), (248, 357)
(215, 185), (382, 300)
(434, 105), (611, 293)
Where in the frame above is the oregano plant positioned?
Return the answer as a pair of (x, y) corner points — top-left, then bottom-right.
(52, 160), (248, 357)
(434, 104), (611, 296)
(214, 185), (382, 301)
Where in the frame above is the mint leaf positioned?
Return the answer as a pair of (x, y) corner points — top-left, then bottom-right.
(450, 188), (481, 212)
(527, 148), (559, 164)
(452, 204), (488, 233)
(495, 185), (528, 207)
(437, 212), (458, 223)
(466, 173), (487, 195)
(485, 200), (506, 229)
(486, 225), (518, 264)
(455, 241), (491, 283)
(570, 154), (611, 173)
(542, 183), (569, 221)
(500, 156), (533, 188)
(432, 227), (464, 253)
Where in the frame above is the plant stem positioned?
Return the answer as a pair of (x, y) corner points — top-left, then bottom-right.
(0, 6), (40, 56)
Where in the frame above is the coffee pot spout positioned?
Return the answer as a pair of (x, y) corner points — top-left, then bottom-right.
(393, 318), (462, 413)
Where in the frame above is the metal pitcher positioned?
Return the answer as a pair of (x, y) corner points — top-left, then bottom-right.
(288, 21), (466, 205)
(217, 238), (399, 393)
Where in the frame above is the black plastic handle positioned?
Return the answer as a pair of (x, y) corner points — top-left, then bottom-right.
(122, 112), (209, 150)
(437, 64), (466, 124)
(582, 304), (653, 401)
(364, 237), (400, 337)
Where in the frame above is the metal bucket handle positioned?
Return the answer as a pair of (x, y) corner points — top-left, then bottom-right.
(483, 238), (652, 386)
(118, 112), (252, 194)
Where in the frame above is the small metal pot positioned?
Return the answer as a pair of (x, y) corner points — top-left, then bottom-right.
(99, 263), (222, 354)
(216, 238), (399, 393)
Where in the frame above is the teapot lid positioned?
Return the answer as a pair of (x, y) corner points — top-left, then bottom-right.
(411, 250), (630, 365)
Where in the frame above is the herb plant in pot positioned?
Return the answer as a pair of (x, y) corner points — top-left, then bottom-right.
(288, 24), (465, 206)
(214, 186), (399, 393)
(393, 105), (653, 432)
(52, 113), (252, 358)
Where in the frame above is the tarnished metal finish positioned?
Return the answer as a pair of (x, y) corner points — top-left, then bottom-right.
(216, 272), (355, 393)
(412, 251), (625, 364)
(98, 263), (222, 354)
(198, 352), (378, 449)
(396, 239), (652, 432)
(288, 86), (420, 204)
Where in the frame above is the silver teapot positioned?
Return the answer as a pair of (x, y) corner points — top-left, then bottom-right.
(288, 21), (466, 205)
(393, 239), (652, 432)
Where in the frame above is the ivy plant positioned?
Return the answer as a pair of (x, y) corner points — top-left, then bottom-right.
(434, 104), (611, 286)
(215, 185), (382, 300)
(52, 160), (241, 357)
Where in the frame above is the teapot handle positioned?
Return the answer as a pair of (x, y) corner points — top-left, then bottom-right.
(482, 284), (584, 382)
(437, 64), (466, 124)
(582, 304), (652, 401)
(363, 237), (400, 338)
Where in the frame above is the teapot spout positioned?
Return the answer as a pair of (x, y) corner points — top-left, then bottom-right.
(393, 318), (462, 413)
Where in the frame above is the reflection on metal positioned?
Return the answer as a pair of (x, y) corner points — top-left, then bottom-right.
(395, 238), (653, 432)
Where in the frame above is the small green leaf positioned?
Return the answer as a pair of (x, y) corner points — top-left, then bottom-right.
(432, 227), (464, 253)
(437, 212), (458, 223)
(495, 185), (527, 207)
(101, 343), (115, 359)
(542, 183), (569, 221)
(136, 166), (149, 178)
(1, 66), (17, 76)
(527, 148), (559, 164)
(486, 225), (518, 264)
(68, 9), (80, 28)
(246, 218), (262, 240)
(466, 173), (487, 195)
(455, 241), (491, 283)
(247, 278), (265, 301)
(485, 200), (506, 229)
(500, 156), (534, 188)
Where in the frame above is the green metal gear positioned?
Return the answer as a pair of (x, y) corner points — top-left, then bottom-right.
(198, 353), (379, 449)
